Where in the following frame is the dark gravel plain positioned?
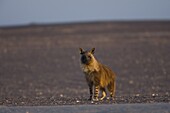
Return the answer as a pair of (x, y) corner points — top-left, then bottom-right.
(1, 103), (170, 113)
(0, 21), (170, 106)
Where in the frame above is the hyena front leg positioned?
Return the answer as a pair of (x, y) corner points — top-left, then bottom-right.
(107, 81), (116, 100)
(93, 85), (100, 101)
(88, 83), (93, 100)
(100, 87), (107, 100)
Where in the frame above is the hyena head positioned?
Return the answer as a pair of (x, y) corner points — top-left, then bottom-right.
(79, 48), (95, 65)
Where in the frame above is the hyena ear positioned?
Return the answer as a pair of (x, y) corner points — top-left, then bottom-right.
(90, 48), (95, 54)
(79, 48), (84, 54)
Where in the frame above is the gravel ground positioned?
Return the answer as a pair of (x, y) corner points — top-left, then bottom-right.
(0, 21), (170, 106)
(1, 103), (170, 113)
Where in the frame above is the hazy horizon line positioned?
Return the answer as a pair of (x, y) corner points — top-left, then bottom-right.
(1, 19), (170, 28)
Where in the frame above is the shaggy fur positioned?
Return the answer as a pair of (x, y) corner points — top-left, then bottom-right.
(79, 48), (116, 101)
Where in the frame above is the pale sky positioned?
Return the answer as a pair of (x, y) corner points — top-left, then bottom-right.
(0, 0), (170, 26)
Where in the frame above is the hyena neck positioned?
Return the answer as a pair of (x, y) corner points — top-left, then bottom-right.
(81, 59), (100, 74)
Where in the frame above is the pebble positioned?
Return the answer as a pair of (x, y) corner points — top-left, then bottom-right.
(38, 92), (43, 95)
(60, 94), (64, 97)
(152, 93), (158, 97)
(165, 92), (169, 95)
(136, 94), (140, 97)
(152, 94), (155, 97)
(76, 100), (80, 103)
(5, 100), (9, 103)
(129, 80), (134, 84)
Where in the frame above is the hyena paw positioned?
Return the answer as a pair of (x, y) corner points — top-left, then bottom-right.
(99, 96), (106, 101)
(106, 97), (115, 101)
(93, 98), (99, 101)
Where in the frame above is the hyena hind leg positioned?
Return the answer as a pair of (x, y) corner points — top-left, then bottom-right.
(99, 88), (107, 100)
(107, 82), (116, 100)
(93, 85), (100, 101)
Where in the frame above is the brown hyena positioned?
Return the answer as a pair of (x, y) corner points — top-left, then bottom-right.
(79, 48), (116, 101)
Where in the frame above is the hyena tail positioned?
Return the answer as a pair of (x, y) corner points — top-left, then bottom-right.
(107, 80), (116, 98)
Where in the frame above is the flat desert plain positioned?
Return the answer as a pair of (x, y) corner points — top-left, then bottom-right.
(0, 21), (170, 105)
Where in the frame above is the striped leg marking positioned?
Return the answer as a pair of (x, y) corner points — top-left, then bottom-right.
(93, 86), (99, 101)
